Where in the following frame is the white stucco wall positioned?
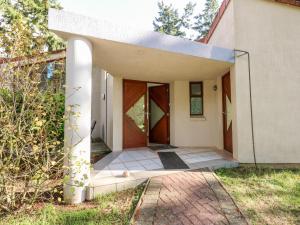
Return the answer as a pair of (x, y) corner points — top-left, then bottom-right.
(102, 77), (220, 150)
(169, 82), (175, 145)
(208, 0), (235, 49)
(216, 76), (224, 150)
(233, 0), (300, 163)
(99, 71), (107, 141)
(112, 77), (123, 151)
(207, 0), (237, 157)
(103, 74), (123, 152)
(90, 1), (300, 163)
(209, 0), (300, 163)
(170, 80), (219, 148)
(91, 67), (103, 139)
(106, 75), (113, 150)
(92, 68), (123, 152)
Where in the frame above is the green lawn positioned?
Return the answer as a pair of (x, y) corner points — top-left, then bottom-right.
(216, 166), (300, 225)
(1, 184), (145, 225)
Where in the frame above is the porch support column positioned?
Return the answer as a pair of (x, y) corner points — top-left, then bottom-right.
(64, 37), (92, 204)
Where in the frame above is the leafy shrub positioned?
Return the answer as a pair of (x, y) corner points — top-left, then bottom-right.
(0, 19), (67, 214)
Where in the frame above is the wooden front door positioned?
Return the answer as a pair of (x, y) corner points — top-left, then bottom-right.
(222, 73), (233, 153)
(149, 84), (170, 144)
(123, 80), (147, 149)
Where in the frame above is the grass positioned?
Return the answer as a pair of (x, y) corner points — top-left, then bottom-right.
(0, 183), (145, 225)
(216, 166), (300, 225)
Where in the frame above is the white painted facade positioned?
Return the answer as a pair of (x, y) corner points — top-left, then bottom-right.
(208, 0), (300, 163)
(48, 0), (300, 203)
(92, 77), (224, 151)
(170, 80), (222, 148)
(91, 70), (123, 151)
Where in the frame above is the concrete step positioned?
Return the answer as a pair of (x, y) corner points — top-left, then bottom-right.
(86, 177), (147, 200)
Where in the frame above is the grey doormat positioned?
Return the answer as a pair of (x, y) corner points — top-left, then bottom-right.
(148, 145), (177, 151)
(158, 152), (189, 169)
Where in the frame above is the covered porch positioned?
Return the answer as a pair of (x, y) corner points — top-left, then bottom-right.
(48, 9), (236, 203)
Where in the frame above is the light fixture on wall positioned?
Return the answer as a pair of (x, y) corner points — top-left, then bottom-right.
(213, 85), (217, 91)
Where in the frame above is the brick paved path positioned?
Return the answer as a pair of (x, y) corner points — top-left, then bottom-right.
(133, 169), (247, 225)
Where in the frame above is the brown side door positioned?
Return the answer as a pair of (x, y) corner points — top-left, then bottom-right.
(123, 80), (147, 149)
(222, 73), (233, 153)
(149, 84), (170, 144)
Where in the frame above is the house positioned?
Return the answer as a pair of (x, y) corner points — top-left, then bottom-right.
(48, 0), (300, 203)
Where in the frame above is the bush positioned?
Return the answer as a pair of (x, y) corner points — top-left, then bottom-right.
(0, 84), (66, 213)
(0, 19), (67, 214)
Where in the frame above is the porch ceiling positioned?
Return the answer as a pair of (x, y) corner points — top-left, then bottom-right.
(49, 9), (235, 82)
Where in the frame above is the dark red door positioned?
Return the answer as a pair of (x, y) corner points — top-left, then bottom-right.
(149, 84), (170, 144)
(222, 73), (233, 153)
(123, 80), (147, 149)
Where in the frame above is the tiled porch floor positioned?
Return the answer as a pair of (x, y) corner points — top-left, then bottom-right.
(93, 148), (230, 178)
(87, 147), (238, 200)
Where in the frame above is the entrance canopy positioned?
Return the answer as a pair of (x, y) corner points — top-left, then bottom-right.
(49, 9), (234, 82)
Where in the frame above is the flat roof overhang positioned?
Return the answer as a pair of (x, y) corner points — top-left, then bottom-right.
(48, 9), (235, 82)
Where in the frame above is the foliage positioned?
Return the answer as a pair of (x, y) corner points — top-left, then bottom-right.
(193, 0), (219, 39)
(153, 1), (196, 37)
(181, 2), (196, 31)
(0, 185), (145, 225)
(216, 166), (300, 225)
(0, 17), (68, 213)
(0, 0), (64, 53)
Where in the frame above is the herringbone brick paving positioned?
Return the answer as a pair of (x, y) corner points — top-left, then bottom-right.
(134, 169), (247, 225)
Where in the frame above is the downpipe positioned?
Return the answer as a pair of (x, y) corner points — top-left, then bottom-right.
(234, 49), (257, 168)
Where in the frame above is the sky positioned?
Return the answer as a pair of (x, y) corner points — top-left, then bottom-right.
(58, 0), (223, 39)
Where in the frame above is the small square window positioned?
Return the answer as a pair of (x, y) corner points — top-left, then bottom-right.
(189, 82), (203, 116)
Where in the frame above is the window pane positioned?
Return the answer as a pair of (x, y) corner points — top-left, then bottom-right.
(150, 99), (165, 129)
(126, 95), (146, 132)
(191, 83), (202, 96)
(191, 97), (203, 115)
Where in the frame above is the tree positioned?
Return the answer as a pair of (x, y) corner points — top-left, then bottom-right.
(153, 1), (195, 38)
(0, 0), (64, 54)
(193, 0), (219, 39)
(181, 2), (196, 31)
